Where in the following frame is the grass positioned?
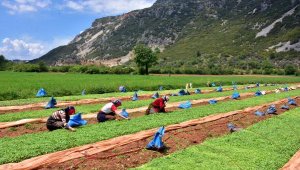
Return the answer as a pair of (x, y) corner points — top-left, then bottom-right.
(137, 107), (300, 170)
(0, 86), (279, 122)
(0, 89), (299, 164)
(1, 71), (299, 101)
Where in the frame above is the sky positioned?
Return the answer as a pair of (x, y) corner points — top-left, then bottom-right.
(0, 0), (156, 60)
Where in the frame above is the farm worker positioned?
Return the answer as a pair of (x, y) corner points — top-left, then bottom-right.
(146, 96), (170, 115)
(46, 106), (76, 131)
(97, 99), (128, 122)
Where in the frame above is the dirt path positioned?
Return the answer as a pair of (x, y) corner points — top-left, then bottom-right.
(0, 97), (298, 170)
(0, 92), (255, 137)
(281, 150), (300, 170)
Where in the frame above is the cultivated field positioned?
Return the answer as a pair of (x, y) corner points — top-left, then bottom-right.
(0, 72), (299, 169)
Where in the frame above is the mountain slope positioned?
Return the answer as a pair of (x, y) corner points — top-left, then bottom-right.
(33, 0), (300, 71)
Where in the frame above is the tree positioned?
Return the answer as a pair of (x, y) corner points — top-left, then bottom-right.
(0, 55), (8, 70)
(284, 64), (296, 75)
(133, 44), (158, 75)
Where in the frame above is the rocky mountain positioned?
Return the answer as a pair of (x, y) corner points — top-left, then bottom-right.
(33, 0), (300, 71)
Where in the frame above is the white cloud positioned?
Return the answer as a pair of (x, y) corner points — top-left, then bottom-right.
(0, 37), (72, 60)
(63, 0), (156, 15)
(1, 0), (51, 14)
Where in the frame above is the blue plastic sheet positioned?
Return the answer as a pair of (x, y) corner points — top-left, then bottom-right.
(45, 97), (57, 109)
(288, 98), (297, 105)
(195, 88), (201, 94)
(209, 99), (217, 104)
(36, 88), (47, 97)
(178, 101), (192, 109)
(233, 84), (237, 90)
(255, 110), (265, 116)
(132, 92), (138, 101)
(178, 89), (189, 96)
(120, 109), (129, 118)
(255, 90), (262, 96)
(159, 86), (163, 91)
(146, 126), (165, 150)
(266, 105), (277, 114)
(227, 123), (241, 132)
(216, 86), (223, 92)
(68, 113), (87, 127)
(232, 91), (240, 99)
(152, 92), (159, 99)
(81, 89), (86, 95)
(281, 105), (289, 110)
(119, 86), (126, 93)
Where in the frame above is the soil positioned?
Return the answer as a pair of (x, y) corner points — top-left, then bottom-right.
(38, 98), (299, 170)
(0, 94), (252, 138)
(282, 149), (300, 170)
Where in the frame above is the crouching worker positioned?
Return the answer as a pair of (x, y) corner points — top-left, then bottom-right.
(46, 106), (76, 131)
(97, 99), (128, 122)
(146, 96), (169, 115)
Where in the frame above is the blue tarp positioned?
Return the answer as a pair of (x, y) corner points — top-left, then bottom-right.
(159, 86), (163, 91)
(209, 99), (217, 104)
(284, 87), (289, 91)
(227, 123), (241, 132)
(81, 89), (86, 95)
(45, 97), (57, 109)
(36, 88), (47, 97)
(132, 92), (138, 101)
(255, 90), (262, 96)
(178, 101), (192, 109)
(152, 92), (159, 99)
(120, 109), (129, 119)
(178, 89), (190, 96)
(255, 110), (265, 116)
(68, 113), (87, 127)
(146, 126), (165, 150)
(281, 105), (289, 110)
(195, 89), (201, 94)
(233, 84), (237, 90)
(288, 98), (297, 105)
(232, 91), (240, 99)
(266, 105), (277, 114)
(119, 86), (126, 93)
(216, 86), (223, 92)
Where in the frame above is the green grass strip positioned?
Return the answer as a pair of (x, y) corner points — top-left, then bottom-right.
(1, 71), (298, 100)
(137, 108), (300, 170)
(0, 90), (299, 164)
(0, 86), (278, 122)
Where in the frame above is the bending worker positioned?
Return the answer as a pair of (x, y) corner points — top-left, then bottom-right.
(46, 106), (76, 131)
(146, 95), (170, 115)
(97, 99), (128, 122)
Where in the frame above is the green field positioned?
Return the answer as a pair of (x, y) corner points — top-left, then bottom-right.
(138, 107), (300, 170)
(1, 71), (299, 101)
(0, 89), (299, 164)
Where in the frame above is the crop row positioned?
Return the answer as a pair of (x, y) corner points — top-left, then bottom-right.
(138, 107), (300, 170)
(0, 86), (278, 122)
(1, 71), (299, 100)
(0, 89), (299, 164)
(0, 84), (243, 107)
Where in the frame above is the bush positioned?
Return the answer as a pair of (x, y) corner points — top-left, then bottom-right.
(284, 65), (297, 75)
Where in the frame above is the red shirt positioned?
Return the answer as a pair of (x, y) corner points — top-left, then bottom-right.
(152, 98), (165, 110)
